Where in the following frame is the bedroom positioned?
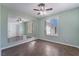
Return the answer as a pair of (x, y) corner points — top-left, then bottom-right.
(0, 3), (79, 56)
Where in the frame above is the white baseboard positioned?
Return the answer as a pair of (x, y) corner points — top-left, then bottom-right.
(1, 37), (37, 50)
(40, 38), (79, 49)
(1, 37), (79, 50)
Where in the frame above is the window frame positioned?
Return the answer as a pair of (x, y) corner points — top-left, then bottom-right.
(45, 17), (59, 36)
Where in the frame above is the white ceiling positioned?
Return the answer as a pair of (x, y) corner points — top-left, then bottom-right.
(3, 3), (79, 18)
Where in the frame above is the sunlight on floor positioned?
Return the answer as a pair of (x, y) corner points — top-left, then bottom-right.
(45, 45), (59, 56)
(28, 41), (36, 48)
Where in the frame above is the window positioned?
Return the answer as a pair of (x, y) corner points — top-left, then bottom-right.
(27, 21), (33, 33)
(46, 18), (59, 36)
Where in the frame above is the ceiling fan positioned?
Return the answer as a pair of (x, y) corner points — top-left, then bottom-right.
(33, 3), (53, 15)
(16, 17), (27, 23)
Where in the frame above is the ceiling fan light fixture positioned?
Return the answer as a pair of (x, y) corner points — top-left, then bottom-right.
(33, 3), (53, 16)
(40, 11), (47, 15)
(38, 3), (45, 11)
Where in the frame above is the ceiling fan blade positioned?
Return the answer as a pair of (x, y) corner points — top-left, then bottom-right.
(37, 12), (40, 15)
(33, 9), (40, 11)
(46, 8), (53, 11)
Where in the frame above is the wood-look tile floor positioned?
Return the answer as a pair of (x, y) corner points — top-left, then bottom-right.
(2, 39), (79, 56)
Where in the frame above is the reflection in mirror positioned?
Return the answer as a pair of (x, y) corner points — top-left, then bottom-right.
(8, 15), (24, 43)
